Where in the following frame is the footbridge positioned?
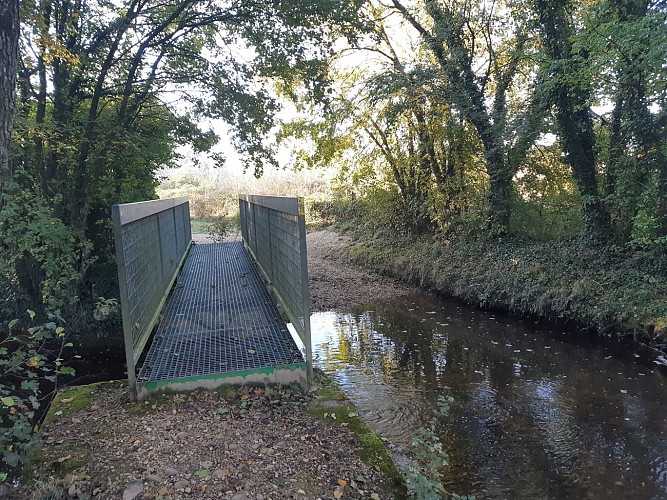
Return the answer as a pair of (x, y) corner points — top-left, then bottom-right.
(111, 195), (312, 401)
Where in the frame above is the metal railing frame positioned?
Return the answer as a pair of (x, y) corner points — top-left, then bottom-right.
(112, 197), (192, 401)
(238, 194), (313, 383)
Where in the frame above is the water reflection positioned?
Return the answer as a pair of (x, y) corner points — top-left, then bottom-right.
(311, 294), (667, 499)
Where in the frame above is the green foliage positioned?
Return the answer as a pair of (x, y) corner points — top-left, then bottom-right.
(405, 394), (473, 500)
(510, 147), (583, 240)
(0, 174), (93, 312)
(0, 311), (75, 477)
(6, 0), (370, 320)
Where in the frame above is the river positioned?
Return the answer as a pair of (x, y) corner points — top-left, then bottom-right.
(310, 292), (667, 499)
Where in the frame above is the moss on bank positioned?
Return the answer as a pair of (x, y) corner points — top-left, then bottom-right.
(337, 227), (667, 349)
(309, 370), (407, 496)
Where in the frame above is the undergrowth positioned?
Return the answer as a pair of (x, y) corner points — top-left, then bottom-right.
(312, 195), (667, 349)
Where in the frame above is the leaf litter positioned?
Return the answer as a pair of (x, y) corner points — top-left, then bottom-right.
(16, 381), (394, 499)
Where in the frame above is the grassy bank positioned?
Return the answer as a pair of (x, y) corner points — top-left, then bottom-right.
(315, 204), (667, 351)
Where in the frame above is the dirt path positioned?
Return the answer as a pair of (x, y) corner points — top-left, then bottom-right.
(307, 229), (413, 312)
(11, 380), (399, 500)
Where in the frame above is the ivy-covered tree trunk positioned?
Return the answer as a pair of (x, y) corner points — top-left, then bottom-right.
(390, 0), (543, 236)
(487, 161), (513, 233)
(0, 0), (19, 182)
(535, 0), (610, 239)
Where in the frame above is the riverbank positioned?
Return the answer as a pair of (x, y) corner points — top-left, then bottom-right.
(314, 225), (667, 352)
(11, 374), (404, 499)
(6, 233), (411, 499)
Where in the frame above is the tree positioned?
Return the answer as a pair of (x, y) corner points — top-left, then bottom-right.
(533, 0), (612, 239)
(0, 0), (19, 181)
(592, 0), (667, 242)
(3, 0), (367, 313)
(387, 0), (547, 234)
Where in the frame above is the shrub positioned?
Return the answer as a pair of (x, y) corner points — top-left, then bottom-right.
(0, 311), (75, 480)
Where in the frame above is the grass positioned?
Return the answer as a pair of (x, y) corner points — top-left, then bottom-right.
(309, 193), (667, 350)
(42, 381), (116, 426)
(343, 227), (667, 347)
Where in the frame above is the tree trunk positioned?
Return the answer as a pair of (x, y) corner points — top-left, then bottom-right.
(535, 0), (610, 239)
(487, 154), (512, 234)
(0, 0), (19, 183)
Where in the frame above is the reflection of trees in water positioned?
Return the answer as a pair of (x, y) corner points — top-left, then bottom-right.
(323, 308), (443, 390)
(315, 302), (667, 498)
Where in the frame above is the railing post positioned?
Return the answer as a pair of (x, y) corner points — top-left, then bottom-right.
(112, 205), (138, 402)
(297, 197), (313, 384)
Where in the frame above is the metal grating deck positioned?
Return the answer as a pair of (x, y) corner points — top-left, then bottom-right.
(137, 241), (304, 382)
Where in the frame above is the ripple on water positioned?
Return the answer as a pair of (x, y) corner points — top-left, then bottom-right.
(308, 300), (667, 499)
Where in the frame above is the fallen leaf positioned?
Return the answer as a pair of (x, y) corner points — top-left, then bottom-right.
(61, 398), (74, 404)
(370, 493), (380, 500)
(337, 478), (347, 487)
(56, 455), (72, 463)
(333, 486), (343, 499)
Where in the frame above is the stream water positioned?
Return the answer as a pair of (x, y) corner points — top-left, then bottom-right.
(310, 293), (667, 499)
